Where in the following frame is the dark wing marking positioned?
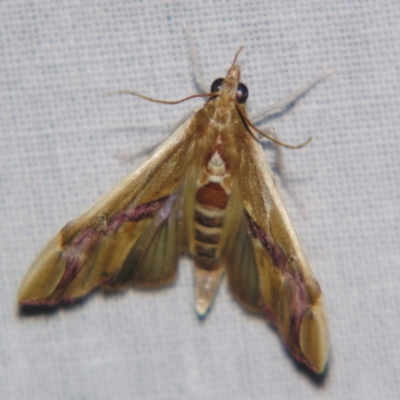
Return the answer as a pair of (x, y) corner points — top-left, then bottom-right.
(18, 109), (207, 305)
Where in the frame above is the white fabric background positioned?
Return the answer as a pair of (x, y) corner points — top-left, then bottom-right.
(1, 1), (399, 399)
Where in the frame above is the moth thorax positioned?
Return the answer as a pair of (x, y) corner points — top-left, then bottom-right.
(203, 151), (230, 185)
(208, 151), (225, 173)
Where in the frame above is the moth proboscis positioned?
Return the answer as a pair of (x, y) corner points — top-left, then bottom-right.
(19, 48), (329, 374)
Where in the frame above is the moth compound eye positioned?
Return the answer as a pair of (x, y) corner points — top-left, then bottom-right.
(236, 82), (248, 104)
(210, 78), (224, 93)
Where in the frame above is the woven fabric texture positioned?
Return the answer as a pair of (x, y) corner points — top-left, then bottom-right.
(1, 1), (399, 399)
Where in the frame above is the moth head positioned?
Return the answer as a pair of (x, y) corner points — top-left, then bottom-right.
(210, 77), (248, 104)
(209, 47), (248, 104)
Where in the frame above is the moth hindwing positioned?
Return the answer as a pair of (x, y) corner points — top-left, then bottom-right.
(19, 50), (329, 374)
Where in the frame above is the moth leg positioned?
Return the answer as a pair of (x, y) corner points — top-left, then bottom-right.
(251, 70), (332, 121)
(261, 127), (306, 214)
(183, 22), (208, 93)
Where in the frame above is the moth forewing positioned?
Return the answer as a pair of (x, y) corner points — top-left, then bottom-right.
(18, 236), (66, 303)
(238, 134), (329, 373)
(19, 49), (329, 374)
(18, 109), (199, 305)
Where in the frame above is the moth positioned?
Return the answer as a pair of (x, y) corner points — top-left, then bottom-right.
(18, 49), (329, 374)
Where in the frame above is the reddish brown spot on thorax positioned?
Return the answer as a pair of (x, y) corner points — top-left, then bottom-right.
(196, 181), (229, 209)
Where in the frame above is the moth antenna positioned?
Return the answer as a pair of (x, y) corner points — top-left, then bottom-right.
(234, 99), (312, 149)
(102, 90), (217, 105)
(231, 46), (244, 67)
